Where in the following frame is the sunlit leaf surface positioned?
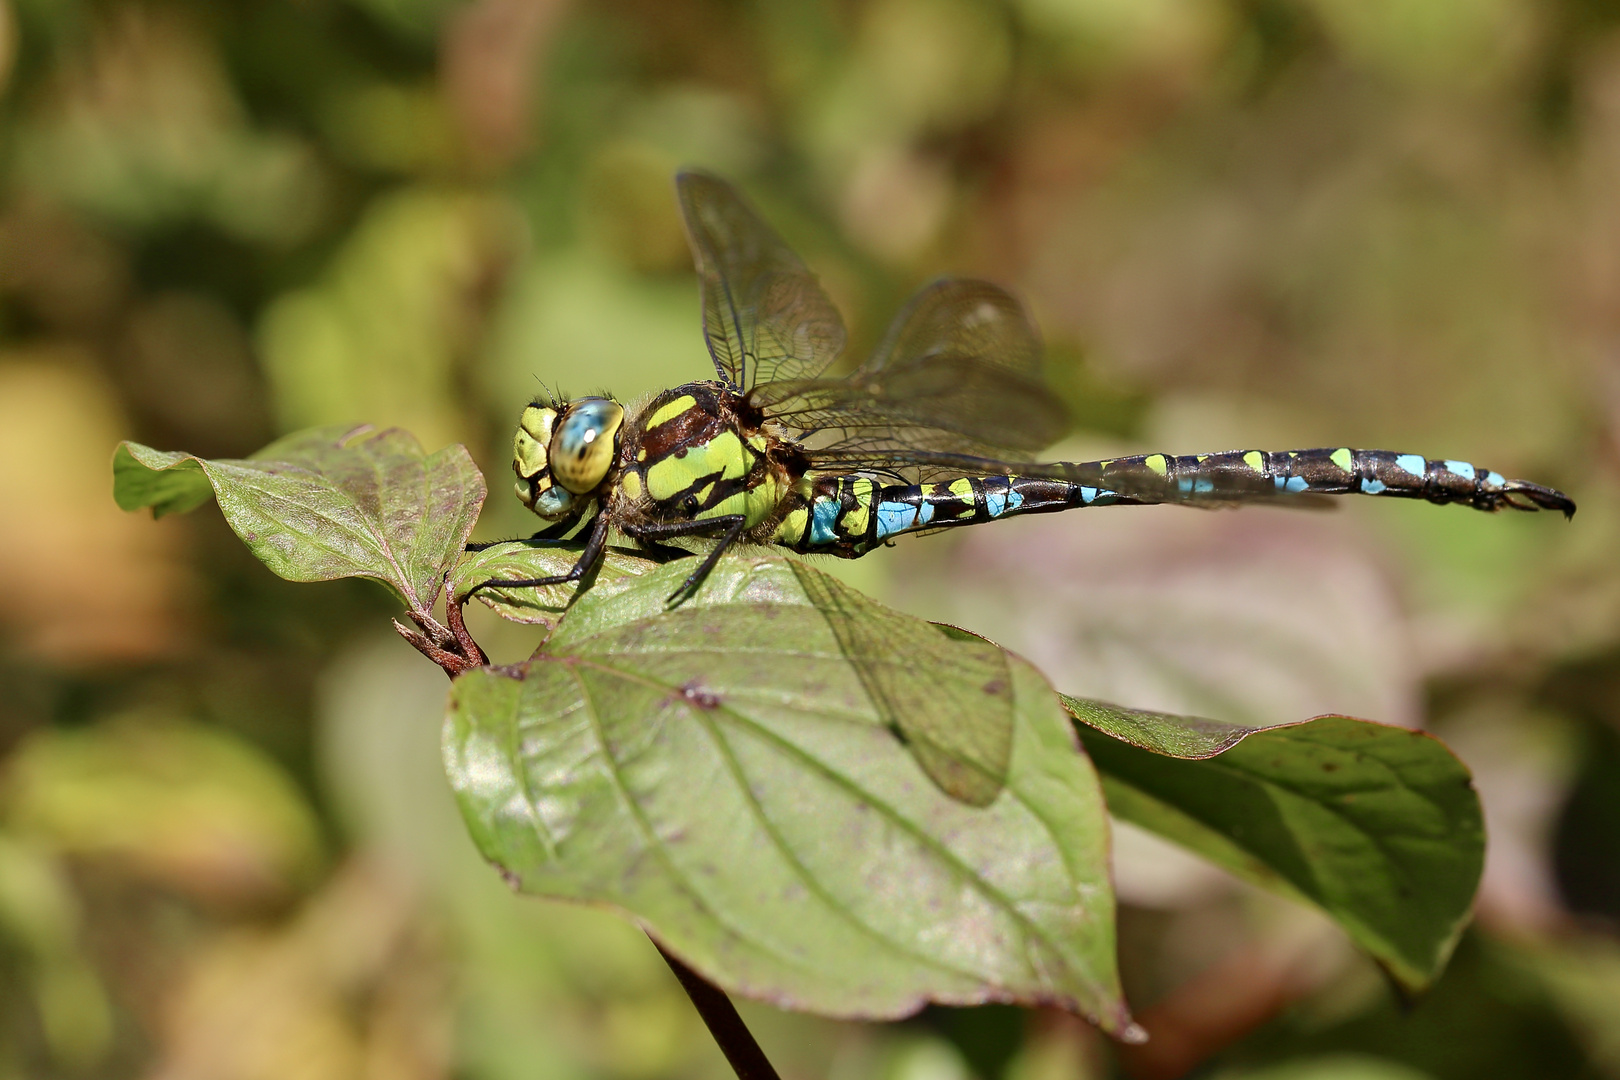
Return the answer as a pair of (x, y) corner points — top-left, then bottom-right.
(445, 555), (1135, 1035)
(1063, 698), (1483, 993)
(114, 426), (483, 610)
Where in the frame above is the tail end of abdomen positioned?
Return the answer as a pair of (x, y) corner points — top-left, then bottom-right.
(1069, 448), (1576, 518)
(1329, 449), (1575, 518)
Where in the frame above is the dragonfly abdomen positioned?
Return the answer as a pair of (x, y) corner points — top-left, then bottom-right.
(1068, 448), (1574, 515)
(772, 447), (1573, 557)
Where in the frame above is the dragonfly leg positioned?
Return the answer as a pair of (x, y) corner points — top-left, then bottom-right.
(460, 511), (610, 602)
(625, 514), (749, 607)
(464, 511), (586, 552)
(637, 539), (701, 563)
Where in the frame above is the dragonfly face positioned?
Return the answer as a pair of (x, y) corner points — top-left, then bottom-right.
(512, 397), (625, 519)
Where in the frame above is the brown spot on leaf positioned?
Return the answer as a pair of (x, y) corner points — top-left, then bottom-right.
(681, 680), (721, 710)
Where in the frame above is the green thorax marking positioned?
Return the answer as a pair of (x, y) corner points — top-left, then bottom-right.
(628, 384), (785, 528)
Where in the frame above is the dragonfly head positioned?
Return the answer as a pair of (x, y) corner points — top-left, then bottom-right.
(512, 396), (625, 518)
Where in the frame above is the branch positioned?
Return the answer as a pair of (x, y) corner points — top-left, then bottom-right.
(396, 595), (487, 677)
(652, 936), (781, 1080)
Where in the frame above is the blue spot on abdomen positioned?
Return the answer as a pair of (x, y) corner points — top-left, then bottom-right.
(1442, 460), (1476, 481)
(810, 498), (841, 545)
(875, 501), (917, 540)
(1395, 454), (1427, 477)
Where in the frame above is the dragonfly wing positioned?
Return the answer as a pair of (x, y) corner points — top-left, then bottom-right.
(676, 171), (846, 391)
(790, 563), (1011, 806)
(865, 278), (1041, 378)
(749, 278), (1070, 479)
(755, 355), (1064, 450)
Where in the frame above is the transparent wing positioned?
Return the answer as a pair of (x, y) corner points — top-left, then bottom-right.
(865, 276), (1041, 377)
(677, 171), (846, 390)
(750, 279), (1071, 482)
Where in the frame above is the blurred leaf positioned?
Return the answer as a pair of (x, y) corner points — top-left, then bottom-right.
(15, 5), (323, 242)
(1513, 933), (1620, 1075)
(0, 838), (113, 1070)
(320, 80), (459, 174)
(258, 187), (519, 451)
(34, 961), (113, 1071)
(1303, 0), (1532, 89)
(2, 716), (325, 905)
(1214, 1053), (1437, 1080)
(2, 353), (187, 662)
(809, 0), (1011, 166)
(1063, 700), (1483, 993)
(114, 426), (484, 612)
(1012, 0), (1226, 70)
(484, 248), (706, 415)
(445, 554), (1134, 1035)
(152, 860), (449, 1080)
(0, 834), (77, 955)
(343, 0), (463, 40)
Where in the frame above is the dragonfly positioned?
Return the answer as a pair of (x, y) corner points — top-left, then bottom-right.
(468, 171), (1574, 611)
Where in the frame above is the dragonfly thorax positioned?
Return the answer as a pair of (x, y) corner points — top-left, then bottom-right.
(512, 397), (625, 518)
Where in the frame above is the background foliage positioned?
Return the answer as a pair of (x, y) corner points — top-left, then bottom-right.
(3, 1), (1619, 1078)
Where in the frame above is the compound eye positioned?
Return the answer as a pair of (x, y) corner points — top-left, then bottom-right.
(550, 397), (625, 495)
(514, 405), (558, 482)
(513, 404), (564, 515)
(531, 484), (576, 518)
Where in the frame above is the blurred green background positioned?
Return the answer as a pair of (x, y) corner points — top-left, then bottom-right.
(3, 1), (1620, 1078)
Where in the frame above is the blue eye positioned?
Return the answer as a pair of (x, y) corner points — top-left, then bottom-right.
(550, 398), (625, 494)
(532, 485), (576, 517)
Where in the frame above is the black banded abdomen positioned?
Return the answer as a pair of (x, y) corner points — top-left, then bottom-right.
(1067, 448), (1574, 515)
(769, 447), (1573, 557)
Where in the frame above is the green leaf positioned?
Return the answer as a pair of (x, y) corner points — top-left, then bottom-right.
(1062, 697), (1483, 993)
(112, 446), (215, 518)
(1060, 698), (1270, 759)
(445, 554), (1135, 1036)
(113, 426), (484, 611)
